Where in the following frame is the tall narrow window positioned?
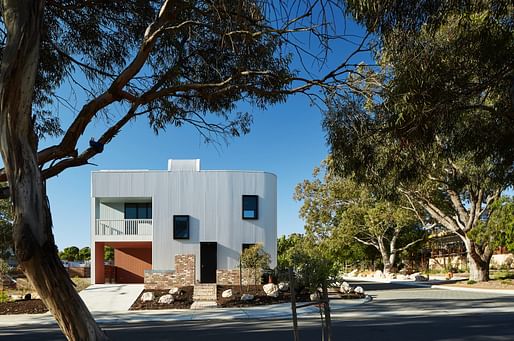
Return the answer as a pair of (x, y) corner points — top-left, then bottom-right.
(174, 215), (190, 239)
(242, 195), (258, 220)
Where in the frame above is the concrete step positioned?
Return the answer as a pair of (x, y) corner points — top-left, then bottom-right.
(190, 301), (218, 310)
(193, 284), (217, 301)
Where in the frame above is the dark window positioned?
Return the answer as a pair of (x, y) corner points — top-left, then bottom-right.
(242, 243), (255, 252)
(242, 195), (258, 220)
(124, 203), (152, 219)
(174, 215), (190, 239)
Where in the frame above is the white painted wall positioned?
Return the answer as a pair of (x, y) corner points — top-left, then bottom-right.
(91, 164), (277, 281)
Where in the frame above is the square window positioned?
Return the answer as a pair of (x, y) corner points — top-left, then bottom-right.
(242, 243), (255, 252)
(173, 215), (190, 239)
(242, 195), (258, 220)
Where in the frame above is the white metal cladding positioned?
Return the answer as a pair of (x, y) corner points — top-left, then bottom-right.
(91, 168), (277, 280)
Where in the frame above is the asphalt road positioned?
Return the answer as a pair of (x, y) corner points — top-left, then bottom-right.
(3, 281), (514, 341)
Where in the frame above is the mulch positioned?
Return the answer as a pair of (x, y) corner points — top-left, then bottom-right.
(217, 284), (311, 308)
(0, 299), (48, 315)
(130, 286), (194, 310)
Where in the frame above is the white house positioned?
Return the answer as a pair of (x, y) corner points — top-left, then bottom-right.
(90, 159), (277, 287)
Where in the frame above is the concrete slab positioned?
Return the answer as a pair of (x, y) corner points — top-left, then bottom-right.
(79, 284), (144, 312)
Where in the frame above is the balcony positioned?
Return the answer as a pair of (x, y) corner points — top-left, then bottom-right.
(95, 219), (152, 241)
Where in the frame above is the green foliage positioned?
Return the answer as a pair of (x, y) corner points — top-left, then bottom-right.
(467, 280), (477, 285)
(104, 246), (114, 262)
(469, 196), (514, 252)
(287, 237), (338, 292)
(325, 0), (514, 281)
(0, 197), (13, 260)
(78, 247), (91, 262)
(58, 246), (80, 262)
(295, 162), (424, 273)
(277, 233), (305, 269)
(0, 259), (9, 276)
(0, 290), (9, 303)
(240, 244), (271, 285)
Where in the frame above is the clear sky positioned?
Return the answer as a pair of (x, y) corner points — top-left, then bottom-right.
(46, 93), (329, 249)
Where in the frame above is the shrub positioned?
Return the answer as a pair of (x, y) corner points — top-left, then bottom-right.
(0, 290), (9, 303)
(467, 280), (477, 285)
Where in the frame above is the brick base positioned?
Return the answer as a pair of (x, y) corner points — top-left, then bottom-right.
(216, 269), (261, 285)
(144, 254), (195, 289)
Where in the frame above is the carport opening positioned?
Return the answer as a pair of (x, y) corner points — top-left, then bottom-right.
(95, 242), (152, 284)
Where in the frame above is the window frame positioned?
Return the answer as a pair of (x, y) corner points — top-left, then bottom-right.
(242, 195), (259, 220)
(173, 215), (190, 240)
(124, 202), (152, 219)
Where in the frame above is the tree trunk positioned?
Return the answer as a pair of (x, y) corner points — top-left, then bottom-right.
(377, 238), (393, 275)
(0, 1), (108, 339)
(461, 236), (491, 282)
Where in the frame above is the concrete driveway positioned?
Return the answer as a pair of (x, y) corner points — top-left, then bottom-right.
(79, 284), (144, 312)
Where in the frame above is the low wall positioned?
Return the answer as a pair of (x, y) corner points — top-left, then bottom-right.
(216, 269), (260, 285)
(144, 254), (195, 289)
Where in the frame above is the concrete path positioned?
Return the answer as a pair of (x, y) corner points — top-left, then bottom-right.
(78, 284), (144, 312)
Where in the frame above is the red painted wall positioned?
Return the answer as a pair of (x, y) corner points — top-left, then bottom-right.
(114, 248), (152, 283)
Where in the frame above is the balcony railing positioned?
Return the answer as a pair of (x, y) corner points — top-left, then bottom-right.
(95, 219), (152, 236)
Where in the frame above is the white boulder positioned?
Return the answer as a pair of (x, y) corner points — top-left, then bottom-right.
(222, 289), (233, 298)
(263, 283), (279, 297)
(374, 270), (385, 279)
(340, 281), (352, 294)
(169, 287), (181, 295)
(354, 286), (365, 295)
(241, 293), (254, 301)
(278, 282), (289, 292)
(158, 294), (174, 304)
(141, 292), (154, 302)
(310, 292), (320, 301)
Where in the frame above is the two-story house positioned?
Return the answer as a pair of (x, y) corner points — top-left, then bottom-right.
(91, 159), (277, 287)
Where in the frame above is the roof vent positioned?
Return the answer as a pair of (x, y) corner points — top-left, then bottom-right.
(167, 159), (200, 171)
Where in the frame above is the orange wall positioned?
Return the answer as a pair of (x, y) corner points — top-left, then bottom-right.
(114, 248), (152, 283)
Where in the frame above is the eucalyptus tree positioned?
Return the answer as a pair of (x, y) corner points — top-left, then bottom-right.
(325, 0), (514, 281)
(295, 162), (425, 275)
(0, 1), (370, 339)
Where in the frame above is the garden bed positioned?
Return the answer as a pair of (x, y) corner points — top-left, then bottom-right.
(130, 286), (194, 310)
(0, 299), (48, 315)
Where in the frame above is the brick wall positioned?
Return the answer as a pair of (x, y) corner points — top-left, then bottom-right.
(144, 254), (195, 289)
(216, 268), (258, 285)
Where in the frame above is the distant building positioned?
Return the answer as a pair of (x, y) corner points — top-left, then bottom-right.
(91, 159), (277, 287)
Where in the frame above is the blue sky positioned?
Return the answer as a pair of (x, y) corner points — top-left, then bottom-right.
(46, 93), (329, 249)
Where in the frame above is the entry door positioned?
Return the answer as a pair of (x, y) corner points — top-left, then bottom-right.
(200, 242), (217, 283)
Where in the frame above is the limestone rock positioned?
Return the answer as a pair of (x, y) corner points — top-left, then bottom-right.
(340, 281), (352, 294)
(397, 274), (408, 280)
(374, 270), (385, 279)
(241, 293), (254, 301)
(386, 273), (397, 279)
(263, 283), (279, 297)
(141, 292), (155, 302)
(278, 282), (289, 292)
(354, 286), (364, 295)
(169, 287), (181, 295)
(222, 289), (233, 298)
(158, 294), (174, 304)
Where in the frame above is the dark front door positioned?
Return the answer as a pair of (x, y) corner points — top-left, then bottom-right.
(200, 242), (217, 283)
